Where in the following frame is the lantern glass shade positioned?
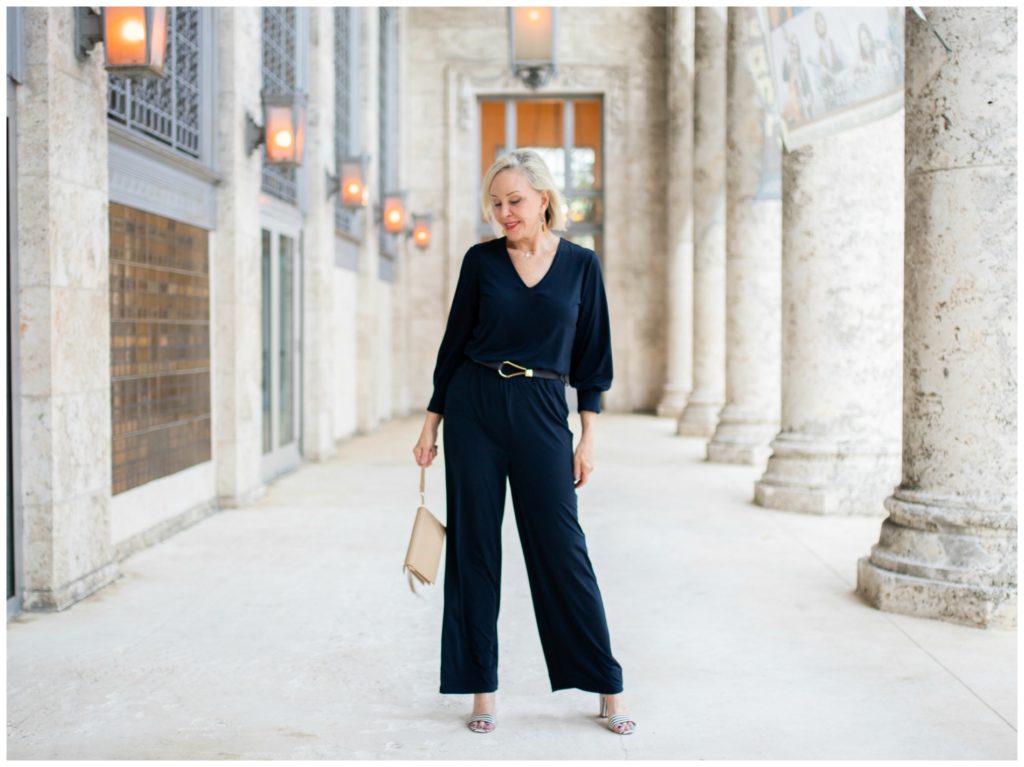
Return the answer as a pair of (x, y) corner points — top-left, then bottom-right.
(263, 97), (306, 166)
(382, 195), (406, 234)
(148, 8), (168, 72)
(341, 158), (367, 207)
(511, 7), (553, 63)
(294, 105), (306, 165)
(103, 7), (168, 77)
(411, 215), (432, 249)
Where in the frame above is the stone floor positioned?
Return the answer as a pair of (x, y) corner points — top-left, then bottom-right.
(6, 414), (1017, 760)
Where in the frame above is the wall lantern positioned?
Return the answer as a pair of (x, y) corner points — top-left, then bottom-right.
(508, 7), (557, 89)
(75, 6), (169, 78)
(325, 153), (371, 206)
(408, 213), (433, 250)
(246, 90), (307, 167)
(376, 191), (408, 235)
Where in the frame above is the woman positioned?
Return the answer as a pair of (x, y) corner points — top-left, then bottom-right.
(412, 149), (636, 736)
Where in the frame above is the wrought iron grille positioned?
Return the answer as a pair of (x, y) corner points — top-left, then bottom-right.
(378, 8), (398, 262)
(261, 7), (299, 204)
(334, 7), (358, 233)
(107, 7), (201, 159)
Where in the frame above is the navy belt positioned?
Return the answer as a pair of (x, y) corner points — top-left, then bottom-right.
(471, 358), (569, 384)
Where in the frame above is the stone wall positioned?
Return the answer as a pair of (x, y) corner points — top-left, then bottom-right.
(405, 6), (672, 413)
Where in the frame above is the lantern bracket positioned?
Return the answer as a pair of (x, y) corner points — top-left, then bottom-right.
(325, 169), (340, 201)
(372, 202), (397, 227)
(335, 153), (372, 208)
(245, 112), (265, 156)
(75, 7), (103, 62)
(406, 212), (432, 237)
(514, 65), (554, 90)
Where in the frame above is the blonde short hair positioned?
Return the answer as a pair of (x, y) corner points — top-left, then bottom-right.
(480, 149), (568, 237)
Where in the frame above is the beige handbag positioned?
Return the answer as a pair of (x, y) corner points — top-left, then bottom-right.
(403, 466), (446, 595)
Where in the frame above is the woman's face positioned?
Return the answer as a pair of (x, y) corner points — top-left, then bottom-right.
(788, 36), (800, 62)
(489, 169), (548, 238)
(859, 26), (871, 51)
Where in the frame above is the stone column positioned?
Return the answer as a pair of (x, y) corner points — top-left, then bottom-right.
(353, 10), (382, 433)
(390, 7), (413, 418)
(655, 7), (695, 418)
(707, 8), (781, 466)
(300, 6), (339, 459)
(677, 7), (726, 437)
(857, 7), (1017, 628)
(753, 112), (904, 514)
(212, 8), (266, 505)
(15, 8), (118, 608)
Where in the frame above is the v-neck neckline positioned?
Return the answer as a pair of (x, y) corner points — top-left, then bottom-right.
(502, 235), (564, 290)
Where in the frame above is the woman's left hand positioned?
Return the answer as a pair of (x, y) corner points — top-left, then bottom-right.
(573, 437), (595, 487)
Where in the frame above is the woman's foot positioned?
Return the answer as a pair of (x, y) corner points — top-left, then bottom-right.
(467, 692), (496, 733)
(600, 692), (636, 734)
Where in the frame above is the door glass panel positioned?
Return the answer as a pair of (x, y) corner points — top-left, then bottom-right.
(516, 99), (562, 147)
(566, 195), (603, 226)
(531, 147), (565, 190)
(261, 229), (272, 454)
(571, 234), (596, 251)
(517, 100), (565, 188)
(570, 147), (597, 191)
(567, 234), (603, 259)
(572, 99), (602, 190)
(480, 100), (506, 173)
(7, 111), (15, 600)
(278, 234), (295, 446)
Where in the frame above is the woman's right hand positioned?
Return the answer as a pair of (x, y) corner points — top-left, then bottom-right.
(413, 413), (441, 467)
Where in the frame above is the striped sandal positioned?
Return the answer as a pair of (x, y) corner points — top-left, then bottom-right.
(467, 713), (496, 733)
(599, 694), (637, 735)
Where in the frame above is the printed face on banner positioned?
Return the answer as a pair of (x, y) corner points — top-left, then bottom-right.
(757, 7), (905, 150)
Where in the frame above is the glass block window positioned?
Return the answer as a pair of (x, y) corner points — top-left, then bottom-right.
(109, 203), (211, 495)
(261, 7), (299, 204)
(377, 7), (399, 274)
(334, 8), (360, 235)
(108, 7), (201, 160)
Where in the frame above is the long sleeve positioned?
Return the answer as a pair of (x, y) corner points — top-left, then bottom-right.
(427, 247), (480, 415)
(569, 251), (613, 413)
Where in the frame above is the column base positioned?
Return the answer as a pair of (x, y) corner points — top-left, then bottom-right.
(855, 490), (1017, 629)
(857, 557), (1015, 629)
(753, 432), (899, 515)
(676, 397), (722, 437)
(655, 385), (689, 418)
(706, 405), (778, 466)
(21, 558), (120, 612)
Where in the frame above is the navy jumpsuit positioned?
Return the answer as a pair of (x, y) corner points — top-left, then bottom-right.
(427, 234), (624, 696)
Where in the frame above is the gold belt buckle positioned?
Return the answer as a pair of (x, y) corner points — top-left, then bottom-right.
(497, 360), (533, 378)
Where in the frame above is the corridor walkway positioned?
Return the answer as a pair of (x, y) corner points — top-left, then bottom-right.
(6, 414), (1016, 760)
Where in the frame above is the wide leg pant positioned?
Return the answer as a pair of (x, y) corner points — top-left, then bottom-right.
(438, 358), (624, 695)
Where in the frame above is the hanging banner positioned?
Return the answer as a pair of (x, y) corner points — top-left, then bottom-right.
(735, 7), (784, 200)
(759, 7), (905, 150)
